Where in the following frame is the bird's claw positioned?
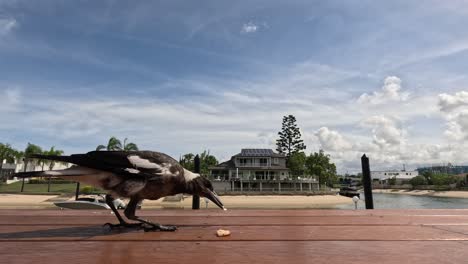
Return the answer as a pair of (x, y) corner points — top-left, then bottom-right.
(143, 223), (178, 232)
(103, 222), (143, 231)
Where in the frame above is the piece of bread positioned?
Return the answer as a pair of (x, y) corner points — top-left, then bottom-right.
(216, 229), (231, 237)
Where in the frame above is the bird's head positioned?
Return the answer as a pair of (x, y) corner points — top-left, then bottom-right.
(185, 172), (226, 210)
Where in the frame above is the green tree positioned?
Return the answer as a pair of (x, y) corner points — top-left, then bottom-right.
(422, 171), (433, 185)
(21, 143), (43, 192)
(122, 138), (139, 151)
(276, 115), (306, 158)
(179, 151), (218, 176)
(305, 150), (337, 187)
(200, 150), (218, 176)
(287, 151), (307, 178)
(0, 143), (18, 169)
(431, 173), (459, 186)
(180, 153), (195, 171)
(409, 175), (427, 187)
(0, 143), (19, 182)
(387, 176), (397, 185)
(96, 137), (139, 151)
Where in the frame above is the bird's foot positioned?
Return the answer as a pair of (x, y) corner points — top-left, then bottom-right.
(142, 223), (177, 232)
(103, 222), (143, 231)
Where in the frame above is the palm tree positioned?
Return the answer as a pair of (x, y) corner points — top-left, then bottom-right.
(96, 137), (138, 151)
(38, 149), (50, 171)
(44, 146), (64, 192)
(122, 138), (139, 151)
(21, 143), (42, 192)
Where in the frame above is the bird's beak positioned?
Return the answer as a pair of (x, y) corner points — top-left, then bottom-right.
(205, 190), (226, 210)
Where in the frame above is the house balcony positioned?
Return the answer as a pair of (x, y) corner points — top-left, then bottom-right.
(237, 163), (269, 167)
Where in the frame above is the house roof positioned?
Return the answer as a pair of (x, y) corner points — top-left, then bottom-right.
(210, 159), (235, 170)
(232, 149), (285, 158)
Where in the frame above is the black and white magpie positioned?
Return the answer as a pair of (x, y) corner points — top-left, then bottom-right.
(14, 150), (225, 232)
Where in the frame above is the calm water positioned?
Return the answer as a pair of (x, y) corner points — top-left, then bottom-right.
(336, 192), (468, 209)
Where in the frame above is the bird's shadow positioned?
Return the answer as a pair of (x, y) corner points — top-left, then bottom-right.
(0, 225), (140, 240)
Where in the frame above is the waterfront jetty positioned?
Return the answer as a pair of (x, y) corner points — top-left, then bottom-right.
(0, 209), (467, 263)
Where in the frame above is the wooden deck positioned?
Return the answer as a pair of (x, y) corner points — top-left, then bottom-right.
(1, 209), (468, 264)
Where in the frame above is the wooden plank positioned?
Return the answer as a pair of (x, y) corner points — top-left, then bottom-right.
(0, 225), (466, 241)
(1, 209), (468, 217)
(1, 241), (467, 264)
(2, 215), (468, 226)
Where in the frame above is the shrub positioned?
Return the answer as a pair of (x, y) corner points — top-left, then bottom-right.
(409, 175), (427, 187)
(80, 185), (100, 194)
(431, 174), (459, 186)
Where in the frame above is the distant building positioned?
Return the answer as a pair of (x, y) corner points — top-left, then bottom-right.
(371, 170), (419, 182)
(417, 165), (468, 175)
(209, 148), (319, 193)
(209, 149), (290, 181)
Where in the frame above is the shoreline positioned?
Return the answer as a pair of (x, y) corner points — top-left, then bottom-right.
(373, 189), (468, 199)
(0, 194), (353, 210)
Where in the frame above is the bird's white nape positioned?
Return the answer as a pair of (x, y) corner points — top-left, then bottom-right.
(183, 169), (200, 182)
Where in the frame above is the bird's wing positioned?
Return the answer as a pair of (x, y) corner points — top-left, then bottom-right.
(83, 151), (185, 180)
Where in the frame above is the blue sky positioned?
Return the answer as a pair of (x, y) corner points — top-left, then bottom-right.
(1, 0), (468, 173)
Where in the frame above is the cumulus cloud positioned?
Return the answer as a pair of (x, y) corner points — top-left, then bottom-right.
(438, 91), (468, 112)
(361, 115), (403, 150)
(315, 127), (352, 151)
(240, 22), (258, 34)
(443, 110), (468, 140)
(438, 91), (468, 140)
(0, 17), (17, 35)
(0, 65), (459, 173)
(358, 76), (409, 104)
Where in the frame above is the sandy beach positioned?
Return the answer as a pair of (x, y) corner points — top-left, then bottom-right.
(374, 189), (468, 199)
(0, 194), (353, 209)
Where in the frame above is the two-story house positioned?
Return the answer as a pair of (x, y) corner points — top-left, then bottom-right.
(209, 149), (290, 181)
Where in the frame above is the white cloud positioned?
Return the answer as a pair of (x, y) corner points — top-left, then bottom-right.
(240, 22), (258, 34)
(438, 91), (468, 112)
(0, 17), (17, 35)
(0, 67), (459, 173)
(361, 115), (403, 150)
(438, 91), (468, 140)
(358, 76), (409, 104)
(0, 86), (21, 111)
(315, 127), (352, 151)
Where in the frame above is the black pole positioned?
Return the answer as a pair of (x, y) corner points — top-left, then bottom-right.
(361, 154), (374, 209)
(20, 158), (27, 192)
(192, 154), (201, 209)
(47, 177), (51, 192)
(75, 182), (80, 200)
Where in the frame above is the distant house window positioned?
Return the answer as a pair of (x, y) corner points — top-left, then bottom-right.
(384, 173), (386, 175)
(273, 158), (279, 164)
(406, 173), (408, 175)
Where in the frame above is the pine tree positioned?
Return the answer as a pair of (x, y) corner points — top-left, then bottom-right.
(276, 115), (306, 157)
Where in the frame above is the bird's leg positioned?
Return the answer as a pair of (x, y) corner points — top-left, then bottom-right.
(104, 194), (142, 229)
(124, 197), (177, 232)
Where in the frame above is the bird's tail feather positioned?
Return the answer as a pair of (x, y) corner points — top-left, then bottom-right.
(14, 167), (91, 179)
(28, 154), (75, 163)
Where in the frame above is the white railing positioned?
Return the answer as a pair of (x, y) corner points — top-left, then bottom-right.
(237, 163), (269, 167)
